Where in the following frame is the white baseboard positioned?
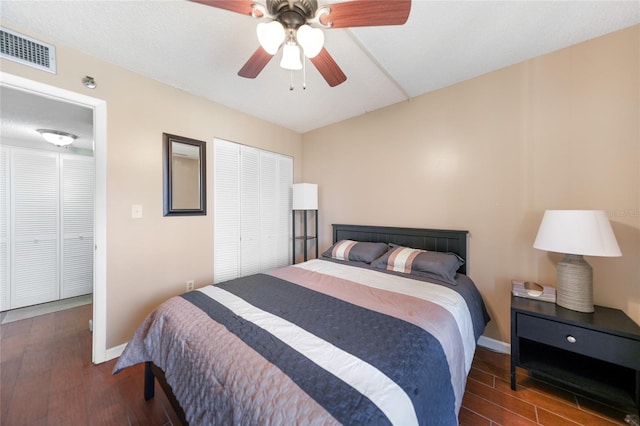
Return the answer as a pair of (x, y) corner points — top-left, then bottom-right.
(105, 343), (127, 361)
(477, 335), (511, 354)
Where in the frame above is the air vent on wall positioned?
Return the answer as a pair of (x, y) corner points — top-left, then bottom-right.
(0, 27), (56, 74)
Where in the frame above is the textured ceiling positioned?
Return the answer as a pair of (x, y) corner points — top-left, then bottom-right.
(0, 86), (94, 151)
(1, 0), (638, 136)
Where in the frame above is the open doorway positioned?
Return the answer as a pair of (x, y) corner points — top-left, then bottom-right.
(1, 85), (94, 314)
(0, 72), (107, 363)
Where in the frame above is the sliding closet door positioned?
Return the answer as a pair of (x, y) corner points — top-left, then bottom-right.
(60, 154), (94, 299)
(213, 138), (292, 283)
(0, 148), (9, 311)
(11, 148), (60, 309)
(214, 139), (241, 282)
(275, 153), (293, 268)
(240, 146), (261, 276)
(259, 151), (293, 271)
(259, 152), (278, 271)
(1, 147), (94, 311)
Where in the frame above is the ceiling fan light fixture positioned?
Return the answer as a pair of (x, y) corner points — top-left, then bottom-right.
(257, 21), (285, 55)
(280, 43), (302, 70)
(37, 129), (77, 147)
(296, 24), (324, 58)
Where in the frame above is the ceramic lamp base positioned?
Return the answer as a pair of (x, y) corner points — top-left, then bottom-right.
(556, 254), (594, 313)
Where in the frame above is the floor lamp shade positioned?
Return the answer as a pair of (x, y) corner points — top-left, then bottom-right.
(533, 210), (621, 312)
(292, 183), (317, 210)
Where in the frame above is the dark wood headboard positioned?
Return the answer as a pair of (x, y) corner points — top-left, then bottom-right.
(332, 224), (469, 274)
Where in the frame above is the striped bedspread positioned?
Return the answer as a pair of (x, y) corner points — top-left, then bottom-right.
(114, 259), (487, 425)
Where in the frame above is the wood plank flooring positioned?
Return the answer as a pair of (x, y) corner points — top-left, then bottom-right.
(460, 344), (632, 426)
(0, 303), (634, 425)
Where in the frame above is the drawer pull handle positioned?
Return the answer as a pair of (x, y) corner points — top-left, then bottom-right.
(566, 335), (576, 343)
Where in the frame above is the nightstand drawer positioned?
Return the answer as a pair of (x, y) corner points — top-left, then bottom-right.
(517, 313), (640, 370)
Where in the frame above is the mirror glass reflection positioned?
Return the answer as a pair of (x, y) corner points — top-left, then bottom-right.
(171, 141), (201, 210)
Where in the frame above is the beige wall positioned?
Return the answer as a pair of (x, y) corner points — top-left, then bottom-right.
(302, 25), (640, 343)
(1, 25), (302, 348)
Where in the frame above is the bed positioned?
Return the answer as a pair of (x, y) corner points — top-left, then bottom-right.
(114, 224), (489, 425)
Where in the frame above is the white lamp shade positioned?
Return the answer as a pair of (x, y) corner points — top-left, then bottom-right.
(293, 183), (317, 210)
(280, 43), (302, 70)
(297, 24), (324, 58)
(533, 210), (621, 257)
(257, 21), (285, 55)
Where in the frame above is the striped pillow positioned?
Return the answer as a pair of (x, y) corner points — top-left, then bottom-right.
(322, 240), (389, 264)
(384, 246), (423, 273)
(371, 245), (464, 284)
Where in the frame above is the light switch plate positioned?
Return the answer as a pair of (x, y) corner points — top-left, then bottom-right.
(131, 204), (143, 218)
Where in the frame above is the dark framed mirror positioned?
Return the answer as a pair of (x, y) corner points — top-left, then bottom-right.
(163, 133), (206, 216)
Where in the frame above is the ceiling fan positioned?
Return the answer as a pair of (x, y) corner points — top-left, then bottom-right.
(192, 0), (412, 87)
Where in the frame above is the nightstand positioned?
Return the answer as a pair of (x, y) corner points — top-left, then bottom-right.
(511, 296), (640, 415)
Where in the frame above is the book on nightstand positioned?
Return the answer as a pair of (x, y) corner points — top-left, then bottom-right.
(511, 280), (556, 303)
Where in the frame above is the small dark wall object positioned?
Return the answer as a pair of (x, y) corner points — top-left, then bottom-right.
(163, 133), (207, 216)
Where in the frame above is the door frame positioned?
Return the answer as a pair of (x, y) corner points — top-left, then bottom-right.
(1, 72), (108, 363)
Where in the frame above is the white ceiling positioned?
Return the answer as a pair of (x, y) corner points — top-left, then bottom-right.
(1, 0), (638, 135)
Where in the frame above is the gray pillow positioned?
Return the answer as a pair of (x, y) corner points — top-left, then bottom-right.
(322, 240), (389, 264)
(370, 245), (464, 284)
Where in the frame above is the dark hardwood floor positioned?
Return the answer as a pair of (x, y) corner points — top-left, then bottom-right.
(0, 303), (634, 425)
(460, 345), (631, 426)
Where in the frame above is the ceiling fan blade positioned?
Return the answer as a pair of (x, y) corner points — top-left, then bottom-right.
(238, 47), (274, 79)
(310, 48), (347, 87)
(320, 0), (411, 28)
(190, 0), (259, 16)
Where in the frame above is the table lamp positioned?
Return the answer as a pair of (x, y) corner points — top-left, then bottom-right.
(533, 210), (621, 313)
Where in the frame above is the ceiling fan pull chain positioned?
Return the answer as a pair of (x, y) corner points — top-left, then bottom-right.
(303, 57), (307, 90)
(289, 70), (294, 91)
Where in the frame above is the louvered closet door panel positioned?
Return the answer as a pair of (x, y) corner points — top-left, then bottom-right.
(13, 239), (58, 307)
(0, 148), (10, 311)
(11, 149), (59, 309)
(276, 155), (293, 268)
(259, 152), (279, 271)
(61, 154), (94, 298)
(214, 139), (293, 282)
(214, 139), (241, 283)
(240, 146), (261, 276)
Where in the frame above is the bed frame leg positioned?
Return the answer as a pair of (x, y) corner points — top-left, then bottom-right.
(144, 361), (155, 400)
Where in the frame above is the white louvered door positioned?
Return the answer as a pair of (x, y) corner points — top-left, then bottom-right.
(0, 148), (10, 311)
(1, 147), (94, 311)
(240, 146), (261, 276)
(11, 149), (60, 309)
(214, 139), (241, 282)
(213, 139), (292, 283)
(275, 154), (293, 268)
(259, 151), (279, 271)
(61, 154), (94, 298)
